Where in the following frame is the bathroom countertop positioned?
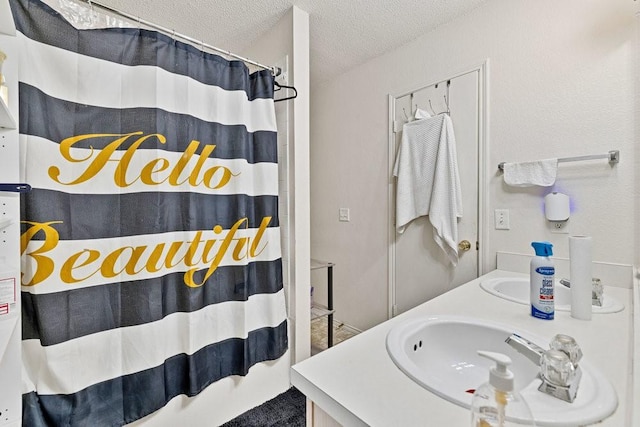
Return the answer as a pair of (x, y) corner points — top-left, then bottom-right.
(291, 269), (634, 426)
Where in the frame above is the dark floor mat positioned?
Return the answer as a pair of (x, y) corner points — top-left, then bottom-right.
(220, 387), (306, 427)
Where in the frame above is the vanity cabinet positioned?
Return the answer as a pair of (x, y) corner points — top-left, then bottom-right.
(0, 0), (22, 425)
(293, 268), (634, 427)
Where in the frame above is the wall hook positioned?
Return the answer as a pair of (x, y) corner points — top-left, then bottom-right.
(428, 99), (437, 116)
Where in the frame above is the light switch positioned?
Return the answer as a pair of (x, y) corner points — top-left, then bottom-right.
(339, 208), (350, 222)
(494, 209), (510, 230)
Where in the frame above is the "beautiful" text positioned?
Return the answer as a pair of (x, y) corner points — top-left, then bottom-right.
(21, 217), (272, 288)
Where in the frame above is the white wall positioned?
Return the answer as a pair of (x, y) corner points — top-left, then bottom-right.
(310, 0), (639, 331)
(244, 6), (312, 365)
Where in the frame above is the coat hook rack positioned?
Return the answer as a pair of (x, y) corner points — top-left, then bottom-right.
(428, 79), (451, 116)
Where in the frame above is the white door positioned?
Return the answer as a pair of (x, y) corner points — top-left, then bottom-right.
(390, 70), (480, 316)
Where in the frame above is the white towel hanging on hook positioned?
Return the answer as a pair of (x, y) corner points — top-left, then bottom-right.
(393, 114), (463, 265)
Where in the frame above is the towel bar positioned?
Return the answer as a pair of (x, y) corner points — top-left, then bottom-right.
(498, 150), (619, 172)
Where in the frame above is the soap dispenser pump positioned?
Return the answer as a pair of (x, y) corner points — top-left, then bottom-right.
(471, 351), (535, 427)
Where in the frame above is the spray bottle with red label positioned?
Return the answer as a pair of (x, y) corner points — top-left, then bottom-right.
(530, 241), (555, 320)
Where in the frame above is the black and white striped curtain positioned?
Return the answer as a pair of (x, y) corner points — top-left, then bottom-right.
(13, 0), (288, 424)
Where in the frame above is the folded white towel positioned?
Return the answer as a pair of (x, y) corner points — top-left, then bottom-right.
(503, 158), (558, 187)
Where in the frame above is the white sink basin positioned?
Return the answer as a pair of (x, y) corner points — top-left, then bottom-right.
(480, 277), (624, 314)
(386, 315), (617, 426)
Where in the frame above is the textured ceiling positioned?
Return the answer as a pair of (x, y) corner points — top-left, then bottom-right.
(93, 0), (489, 84)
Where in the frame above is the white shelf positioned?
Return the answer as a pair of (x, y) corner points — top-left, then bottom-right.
(0, 0), (16, 36)
(311, 259), (335, 270)
(311, 305), (335, 321)
(0, 0), (17, 129)
(0, 1), (19, 423)
(0, 218), (13, 231)
(0, 96), (16, 129)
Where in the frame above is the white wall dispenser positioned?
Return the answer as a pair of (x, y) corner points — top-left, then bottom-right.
(544, 192), (570, 228)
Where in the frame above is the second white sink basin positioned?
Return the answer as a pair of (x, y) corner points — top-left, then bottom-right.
(480, 277), (624, 314)
(386, 315), (618, 426)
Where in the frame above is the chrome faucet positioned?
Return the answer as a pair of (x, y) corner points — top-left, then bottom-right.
(505, 333), (582, 403)
(504, 334), (545, 365)
(559, 277), (604, 307)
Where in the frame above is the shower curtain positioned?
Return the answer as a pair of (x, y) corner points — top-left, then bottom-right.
(12, 0), (288, 425)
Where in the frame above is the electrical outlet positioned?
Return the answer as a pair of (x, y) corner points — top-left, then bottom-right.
(338, 208), (350, 222)
(494, 209), (510, 230)
(550, 220), (569, 234)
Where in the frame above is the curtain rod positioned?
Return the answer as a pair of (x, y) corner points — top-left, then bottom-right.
(81, 0), (281, 76)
